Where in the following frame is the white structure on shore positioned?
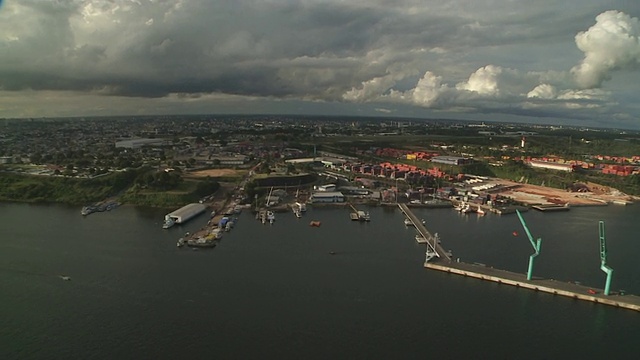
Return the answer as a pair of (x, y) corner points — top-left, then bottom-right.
(166, 203), (207, 224)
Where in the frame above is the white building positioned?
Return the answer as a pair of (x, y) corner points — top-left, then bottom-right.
(309, 191), (345, 203)
(527, 160), (574, 172)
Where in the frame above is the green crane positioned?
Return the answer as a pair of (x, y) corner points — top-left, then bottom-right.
(598, 221), (613, 296)
(516, 210), (542, 281)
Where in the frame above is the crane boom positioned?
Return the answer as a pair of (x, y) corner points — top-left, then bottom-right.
(598, 221), (613, 296)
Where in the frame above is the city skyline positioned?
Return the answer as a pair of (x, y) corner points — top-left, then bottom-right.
(1, 1), (639, 129)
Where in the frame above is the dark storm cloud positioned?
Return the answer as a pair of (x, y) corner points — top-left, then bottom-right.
(0, 0), (638, 127)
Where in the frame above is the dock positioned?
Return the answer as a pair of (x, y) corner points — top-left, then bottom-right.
(425, 261), (640, 312)
(399, 203), (640, 312)
(398, 203), (450, 261)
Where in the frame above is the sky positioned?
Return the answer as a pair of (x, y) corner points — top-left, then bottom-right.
(1, 0), (640, 129)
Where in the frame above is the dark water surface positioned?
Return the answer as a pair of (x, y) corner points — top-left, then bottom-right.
(1, 203), (639, 359)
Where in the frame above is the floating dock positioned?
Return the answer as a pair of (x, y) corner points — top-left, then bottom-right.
(399, 203), (640, 312)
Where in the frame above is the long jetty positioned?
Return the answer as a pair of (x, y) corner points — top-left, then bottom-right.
(398, 203), (450, 261)
(399, 203), (640, 312)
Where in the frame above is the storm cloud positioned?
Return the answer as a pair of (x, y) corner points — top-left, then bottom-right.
(0, 0), (639, 128)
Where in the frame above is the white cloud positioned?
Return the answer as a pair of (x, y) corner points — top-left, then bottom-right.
(527, 84), (558, 99)
(571, 10), (640, 88)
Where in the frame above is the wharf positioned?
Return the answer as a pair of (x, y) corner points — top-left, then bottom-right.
(425, 261), (640, 312)
(532, 204), (571, 212)
(399, 203), (640, 312)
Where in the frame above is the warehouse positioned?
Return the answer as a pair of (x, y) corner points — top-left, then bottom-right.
(309, 191), (345, 203)
(166, 203), (207, 224)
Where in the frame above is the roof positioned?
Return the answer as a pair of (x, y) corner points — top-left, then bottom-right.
(311, 191), (344, 197)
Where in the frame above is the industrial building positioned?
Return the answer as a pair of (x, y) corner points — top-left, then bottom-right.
(166, 203), (207, 223)
(309, 191), (345, 203)
(431, 156), (469, 166)
(527, 160), (574, 172)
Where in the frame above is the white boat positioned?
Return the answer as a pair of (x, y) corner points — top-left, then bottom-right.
(404, 218), (413, 226)
(461, 203), (475, 214)
(415, 235), (428, 244)
(477, 207), (486, 216)
(357, 210), (370, 222)
(295, 202), (307, 212)
(177, 238), (185, 247)
(267, 211), (275, 224)
(210, 228), (224, 239)
(162, 216), (176, 229)
(425, 248), (438, 263)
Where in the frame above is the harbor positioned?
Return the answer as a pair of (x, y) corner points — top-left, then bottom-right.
(5, 201), (640, 359)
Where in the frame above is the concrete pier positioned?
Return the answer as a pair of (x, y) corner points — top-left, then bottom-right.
(399, 203), (640, 312)
(425, 261), (640, 312)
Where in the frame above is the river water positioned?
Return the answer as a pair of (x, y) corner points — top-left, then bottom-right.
(1, 202), (639, 359)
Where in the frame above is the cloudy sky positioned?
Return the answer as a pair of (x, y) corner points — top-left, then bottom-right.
(1, 1), (639, 128)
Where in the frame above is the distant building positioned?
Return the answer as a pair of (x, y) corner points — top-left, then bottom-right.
(210, 155), (248, 165)
(527, 160), (574, 172)
(314, 184), (337, 192)
(431, 156), (469, 166)
(115, 138), (168, 149)
(309, 191), (345, 203)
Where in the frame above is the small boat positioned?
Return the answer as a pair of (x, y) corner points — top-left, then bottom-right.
(425, 249), (438, 263)
(461, 204), (475, 214)
(415, 235), (427, 244)
(59, 275), (71, 281)
(177, 238), (185, 247)
(477, 208), (486, 216)
(296, 202), (307, 212)
(404, 218), (413, 226)
(309, 221), (321, 227)
(267, 211), (275, 224)
(162, 216), (176, 229)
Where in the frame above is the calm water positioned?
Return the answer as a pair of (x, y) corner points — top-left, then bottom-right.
(1, 202), (639, 359)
